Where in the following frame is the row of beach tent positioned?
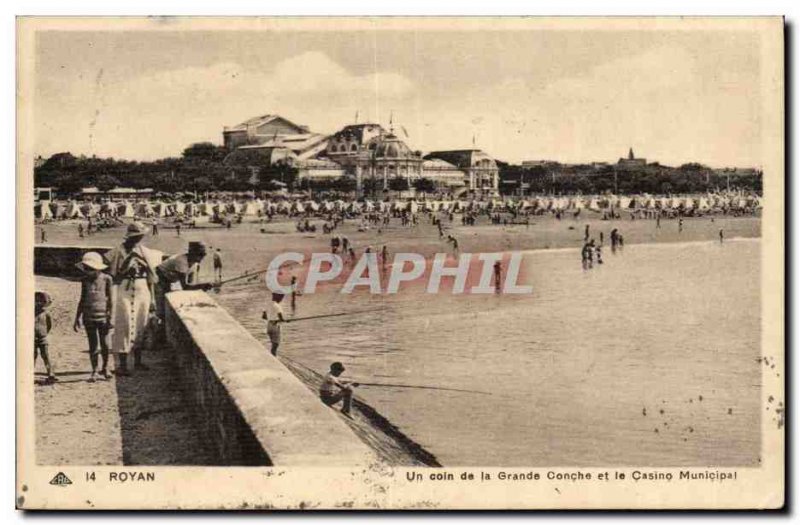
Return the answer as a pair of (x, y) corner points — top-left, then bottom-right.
(35, 193), (762, 220)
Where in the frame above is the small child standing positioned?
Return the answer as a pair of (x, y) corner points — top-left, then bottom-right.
(73, 252), (114, 382)
(34, 291), (56, 384)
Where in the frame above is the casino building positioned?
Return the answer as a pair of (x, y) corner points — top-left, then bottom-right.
(223, 114), (499, 196)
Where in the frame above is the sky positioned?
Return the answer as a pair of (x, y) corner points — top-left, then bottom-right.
(33, 27), (764, 167)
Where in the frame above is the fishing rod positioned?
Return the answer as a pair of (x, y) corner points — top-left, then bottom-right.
(285, 308), (388, 323)
(213, 261), (304, 289)
(279, 355), (491, 397)
(356, 382), (492, 396)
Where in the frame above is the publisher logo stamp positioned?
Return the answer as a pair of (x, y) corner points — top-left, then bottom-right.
(49, 472), (72, 486)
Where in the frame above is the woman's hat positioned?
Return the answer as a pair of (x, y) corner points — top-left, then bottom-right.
(124, 222), (147, 239)
(331, 361), (345, 373)
(76, 251), (107, 271)
(188, 241), (208, 256)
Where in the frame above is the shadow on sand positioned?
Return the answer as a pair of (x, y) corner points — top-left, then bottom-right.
(114, 345), (218, 465)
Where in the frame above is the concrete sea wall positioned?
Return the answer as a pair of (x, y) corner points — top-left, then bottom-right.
(165, 291), (379, 466)
(34, 245), (382, 466)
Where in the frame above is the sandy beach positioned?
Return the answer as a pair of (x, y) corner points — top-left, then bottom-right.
(35, 213), (761, 281)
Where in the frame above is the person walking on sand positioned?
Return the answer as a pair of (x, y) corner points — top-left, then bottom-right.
(678, 218), (684, 234)
(34, 291), (57, 384)
(656, 215), (661, 229)
(40, 228), (47, 244)
(262, 292), (288, 356)
(493, 260), (503, 293)
(175, 221), (181, 237)
(213, 248), (223, 282)
(719, 229), (724, 243)
(584, 224), (590, 242)
(105, 222), (160, 376)
(320, 361), (359, 418)
(73, 252), (114, 382)
(78, 223), (84, 238)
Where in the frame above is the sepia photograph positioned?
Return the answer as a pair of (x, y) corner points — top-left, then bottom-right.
(15, 16), (784, 510)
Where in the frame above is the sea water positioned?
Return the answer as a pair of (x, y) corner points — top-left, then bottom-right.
(219, 239), (761, 467)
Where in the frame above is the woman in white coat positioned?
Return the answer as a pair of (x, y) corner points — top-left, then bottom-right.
(105, 222), (160, 375)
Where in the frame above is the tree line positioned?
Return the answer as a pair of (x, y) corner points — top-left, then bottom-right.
(34, 142), (763, 198)
(496, 162), (763, 195)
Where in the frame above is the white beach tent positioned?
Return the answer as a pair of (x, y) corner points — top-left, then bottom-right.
(80, 203), (98, 218)
(50, 202), (66, 219)
(66, 201), (84, 219)
(36, 202), (53, 220)
(137, 201), (154, 217)
(118, 201), (135, 218)
(241, 201), (259, 216)
(153, 201), (168, 217)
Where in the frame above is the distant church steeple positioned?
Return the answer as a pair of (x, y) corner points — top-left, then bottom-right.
(628, 147), (635, 160)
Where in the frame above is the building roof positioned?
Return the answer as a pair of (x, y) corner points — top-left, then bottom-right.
(224, 114), (306, 133)
(422, 158), (460, 170)
(369, 133), (419, 159)
(331, 124), (385, 144)
(425, 150), (484, 168)
(237, 133), (329, 158)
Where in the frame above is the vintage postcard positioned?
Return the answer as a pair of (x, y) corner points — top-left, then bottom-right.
(16, 16), (784, 510)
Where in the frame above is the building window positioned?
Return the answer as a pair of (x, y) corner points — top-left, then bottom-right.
(351, 143), (358, 152)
